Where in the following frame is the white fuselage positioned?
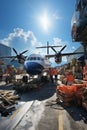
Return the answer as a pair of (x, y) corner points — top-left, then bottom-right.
(24, 54), (51, 75)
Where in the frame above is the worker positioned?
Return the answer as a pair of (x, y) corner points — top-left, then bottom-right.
(65, 71), (75, 85)
(49, 68), (54, 83)
(83, 64), (87, 78)
(75, 62), (83, 79)
(53, 67), (58, 82)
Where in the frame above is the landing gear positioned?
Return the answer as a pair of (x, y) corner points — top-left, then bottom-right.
(22, 75), (28, 83)
(41, 75), (49, 82)
(40, 72), (49, 83)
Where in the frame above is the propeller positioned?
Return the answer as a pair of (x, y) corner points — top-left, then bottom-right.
(51, 45), (66, 54)
(59, 45), (66, 53)
(51, 47), (57, 53)
(13, 48), (18, 55)
(11, 48), (28, 62)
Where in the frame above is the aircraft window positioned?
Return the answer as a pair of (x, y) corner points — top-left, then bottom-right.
(33, 57), (36, 60)
(30, 57), (33, 60)
(37, 57), (40, 60)
(27, 57), (30, 60)
(27, 57), (43, 61)
(41, 58), (44, 61)
(29, 57), (36, 60)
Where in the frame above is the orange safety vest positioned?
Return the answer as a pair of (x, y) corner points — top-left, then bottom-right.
(53, 68), (58, 75)
(83, 64), (87, 75)
(66, 74), (75, 82)
(49, 68), (54, 76)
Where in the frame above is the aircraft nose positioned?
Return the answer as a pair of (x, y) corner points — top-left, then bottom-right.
(24, 61), (43, 75)
(25, 62), (36, 70)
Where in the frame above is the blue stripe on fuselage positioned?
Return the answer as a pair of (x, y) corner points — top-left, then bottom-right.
(24, 61), (44, 75)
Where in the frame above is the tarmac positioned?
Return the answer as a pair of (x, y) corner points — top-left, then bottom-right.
(0, 80), (87, 130)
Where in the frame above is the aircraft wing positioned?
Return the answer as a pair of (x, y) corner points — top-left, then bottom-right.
(45, 52), (84, 58)
(61, 52), (84, 56)
(45, 54), (55, 58)
(0, 56), (16, 59)
(36, 45), (62, 48)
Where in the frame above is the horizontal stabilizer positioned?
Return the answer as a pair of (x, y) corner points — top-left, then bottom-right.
(36, 45), (62, 48)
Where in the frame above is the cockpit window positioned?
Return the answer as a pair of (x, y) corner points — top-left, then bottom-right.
(27, 56), (44, 61)
(26, 57), (30, 60)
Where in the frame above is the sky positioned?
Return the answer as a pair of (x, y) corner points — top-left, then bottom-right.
(0, 0), (81, 66)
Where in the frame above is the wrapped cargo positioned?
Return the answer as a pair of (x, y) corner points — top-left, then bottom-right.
(56, 83), (87, 107)
(82, 87), (87, 110)
(71, 0), (87, 41)
(56, 85), (76, 106)
(83, 78), (87, 81)
(57, 85), (76, 95)
(71, 10), (80, 41)
(72, 83), (86, 91)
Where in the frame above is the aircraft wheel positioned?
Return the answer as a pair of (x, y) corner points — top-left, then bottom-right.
(22, 75), (28, 83)
(41, 75), (48, 82)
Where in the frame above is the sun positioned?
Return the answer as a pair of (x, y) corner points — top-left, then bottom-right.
(39, 13), (50, 31)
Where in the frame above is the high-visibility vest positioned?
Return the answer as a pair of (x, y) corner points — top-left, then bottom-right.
(66, 74), (75, 82)
(53, 68), (58, 75)
(83, 64), (87, 74)
(49, 69), (54, 76)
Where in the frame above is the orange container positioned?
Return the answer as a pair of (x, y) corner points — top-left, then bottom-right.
(57, 85), (76, 95)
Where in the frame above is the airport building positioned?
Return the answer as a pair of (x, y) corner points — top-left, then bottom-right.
(0, 43), (11, 73)
(0, 43), (11, 64)
(66, 45), (84, 63)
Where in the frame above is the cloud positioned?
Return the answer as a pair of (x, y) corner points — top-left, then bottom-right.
(53, 10), (62, 20)
(0, 28), (42, 55)
(0, 28), (37, 46)
(53, 37), (67, 45)
(51, 37), (68, 53)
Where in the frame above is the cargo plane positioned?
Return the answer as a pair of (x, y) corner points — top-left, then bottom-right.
(0, 48), (51, 76)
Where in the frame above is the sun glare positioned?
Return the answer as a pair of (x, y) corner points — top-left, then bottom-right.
(40, 13), (50, 31)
